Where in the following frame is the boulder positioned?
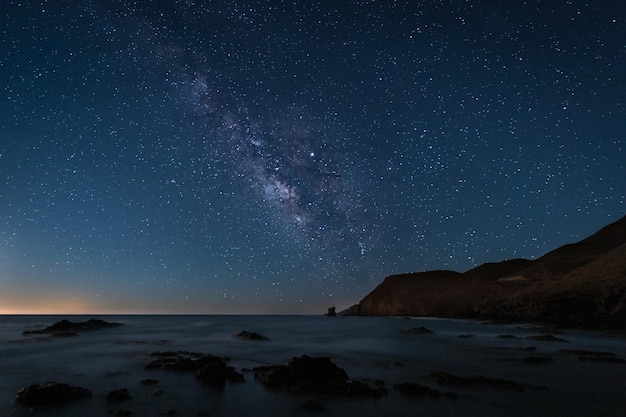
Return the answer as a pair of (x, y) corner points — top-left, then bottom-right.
(235, 331), (269, 341)
(401, 326), (435, 334)
(393, 382), (440, 398)
(146, 351), (244, 387)
(16, 382), (92, 406)
(23, 319), (124, 336)
(253, 355), (383, 397)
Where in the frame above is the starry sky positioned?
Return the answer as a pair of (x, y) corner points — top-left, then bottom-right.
(0, 1), (624, 314)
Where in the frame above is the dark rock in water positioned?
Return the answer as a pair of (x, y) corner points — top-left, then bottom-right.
(429, 372), (525, 392)
(526, 334), (568, 343)
(401, 326), (435, 334)
(393, 382), (440, 398)
(253, 355), (383, 398)
(140, 378), (159, 385)
(458, 334), (475, 338)
(325, 307), (336, 316)
(111, 410), (132, 416)
(235, 331), (269, 341)
(23, 319), (124, 336)
(16, 382), (92, 406)
(146, 351), (244, 387)
(161, 409), (178, 416)
(497, 334), (521, 339)
(196, 359), (245, 386)
(522, 356), (554, 364)
(107, 388), (132, 401)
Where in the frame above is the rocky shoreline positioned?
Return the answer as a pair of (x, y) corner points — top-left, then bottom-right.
(9, 316), (626, 416)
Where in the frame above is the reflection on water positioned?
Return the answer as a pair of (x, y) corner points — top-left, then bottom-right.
(1, 315), (625, 416)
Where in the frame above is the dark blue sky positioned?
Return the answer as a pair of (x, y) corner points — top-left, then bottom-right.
(1, 1), (624, 313)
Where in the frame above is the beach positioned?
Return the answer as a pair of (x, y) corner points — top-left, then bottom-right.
(1, 315), (625, 416)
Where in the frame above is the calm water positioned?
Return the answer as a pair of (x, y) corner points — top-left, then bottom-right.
(1, 315), (625, 416)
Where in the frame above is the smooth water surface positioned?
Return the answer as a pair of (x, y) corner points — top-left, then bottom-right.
(1, 315), (625, 416)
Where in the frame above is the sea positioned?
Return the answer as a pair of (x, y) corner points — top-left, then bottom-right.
(1, 315), (625, 417)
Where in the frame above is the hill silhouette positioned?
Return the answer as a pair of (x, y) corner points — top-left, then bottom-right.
(344, 215), (626, 329)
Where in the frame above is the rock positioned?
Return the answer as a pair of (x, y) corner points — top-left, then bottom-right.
(111, 410), (132, 416)
(325, 307), (336, 316)
(140, 378), (159, 385)
(393, 382), (440, 398)
(429, 372), (525, 392)
(525, 334), (568, 343)
(401, 326), (434, 334)
(253, 355), (382, 398)
(106, 388), (132, 401)
(23, 319), (124, 336)
(235, 331), (269, 341)
(146, 351), (244, 387)
(195, 359), (244, 387)
(15, 382), (92, 406)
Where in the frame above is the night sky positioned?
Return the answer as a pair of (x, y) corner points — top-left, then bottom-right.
(1, 1), (624, 314)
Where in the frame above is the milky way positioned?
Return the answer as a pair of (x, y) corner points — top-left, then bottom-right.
(0, 1), (624, 313)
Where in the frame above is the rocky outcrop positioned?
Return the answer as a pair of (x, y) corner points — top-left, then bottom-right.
(16, 382), (92, 406)
(235, 331), (269, 341)
(23, 319), (124, 336)
(145, 351), (244, 387)
(344, 215), (626, 329)
(253, 355), (384, 397)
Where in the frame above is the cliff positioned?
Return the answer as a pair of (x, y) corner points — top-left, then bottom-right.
(344, 215), (626, 329)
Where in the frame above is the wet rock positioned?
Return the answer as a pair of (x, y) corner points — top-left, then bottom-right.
(525, 334), (568, 343)
(15, 382), (92, 406)
(401, 326), (435, 335)
(196, 358), (245, 386)
(393, 382), (440, 398)
(253, 355), (383, 398)
(140, 378), (159, 385)
(146, 351), (244, 387)
(429, 372), (525, 392)
(23, 319), (124, 336)
(107, 388), (132, 402)
(235, 331), (269, 341)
